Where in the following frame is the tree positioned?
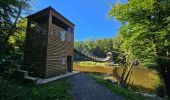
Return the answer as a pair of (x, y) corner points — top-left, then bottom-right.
(109, 0), (170, 98)
(112, 34), (138, 88)
(112, 34), (123, 63)
(8, 18), (27, 61)
(74, 38), (114, 58)
(0, 0), (30, 43)
(0, 0), (30, 73)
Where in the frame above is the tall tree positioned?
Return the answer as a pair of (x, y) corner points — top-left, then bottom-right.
(0, 0), (30, 72)
(0, 0), (30, 43)
(109, 0), (170, 98)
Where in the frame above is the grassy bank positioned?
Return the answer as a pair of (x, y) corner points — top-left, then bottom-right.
(74, 63), (160, 93)
(0, 78), (72, 100)
(90, 74), (154, 100)
(74, 61), (114, 67)
(74, 64), (114, 74)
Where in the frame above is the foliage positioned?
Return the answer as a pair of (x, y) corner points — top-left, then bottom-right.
(74, 38), (114, 58)
(0, 18), (27, 75)
(109, 0), (170, 98)
(109, 0), (170, 68)
(0, 78), (72, 100)
(90, 74), (154, 100)
(0, 0), (30, 74)
(0, 0), (30, 43)
(8, 18), (27, 52)
(74, 64), (160, 92)
(74, 61), (113, 67)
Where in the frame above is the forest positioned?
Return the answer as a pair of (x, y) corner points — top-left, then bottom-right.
(0, 0), (170, 99)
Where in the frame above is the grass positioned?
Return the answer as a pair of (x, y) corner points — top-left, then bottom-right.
(89, 74), (154, 100)
(74, 64), (114, 74)
(0, 78), (72, 100)
(74, 61), (113, 67)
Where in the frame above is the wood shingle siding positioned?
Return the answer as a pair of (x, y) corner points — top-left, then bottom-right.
(22, 6), (74, 78)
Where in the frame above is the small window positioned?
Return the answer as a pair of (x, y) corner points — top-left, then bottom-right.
(62, 57), (66, 64)
(60, 31), (65, 41)
(67, 33), (72, 41)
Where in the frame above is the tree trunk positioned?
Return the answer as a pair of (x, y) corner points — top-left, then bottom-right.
(119, 61), (135, 88)
(119, 65), (127, 87)
(123, 61), (134, 86)
(158, 57), (170, 99)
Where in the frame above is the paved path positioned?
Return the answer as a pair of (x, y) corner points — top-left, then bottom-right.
(68, 73), (125, 100)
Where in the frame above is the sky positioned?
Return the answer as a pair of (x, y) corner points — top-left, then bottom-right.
(30, 0), (127, 41)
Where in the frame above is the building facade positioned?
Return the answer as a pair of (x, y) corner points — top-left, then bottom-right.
(22, 7), (75, 78)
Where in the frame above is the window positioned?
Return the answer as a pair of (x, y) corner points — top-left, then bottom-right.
(31, 21), (47, 35)
(62, 57), (66, 64)
(60, 31), (65, 41)
(67, 32), (72, 41)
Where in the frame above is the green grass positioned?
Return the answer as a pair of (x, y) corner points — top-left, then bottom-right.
(0, 78), (72, 100)
(74, 61), (112, 67)
(89, 74), (154, 100)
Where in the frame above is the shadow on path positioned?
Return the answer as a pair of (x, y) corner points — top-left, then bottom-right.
(68, 73), (125, 100)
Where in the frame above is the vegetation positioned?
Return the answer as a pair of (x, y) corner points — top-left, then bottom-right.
(0, 78), (72, 100)
(74, 64), (159, 93)
(74, 64), (114, 74)
(109, 0), (170, 98)
(0, 0), (29, 75)
(74, 38), (114, 58)
(0, 0), (169, 99)
(74, 61), (113, 67)
(90, 74), (154, 100)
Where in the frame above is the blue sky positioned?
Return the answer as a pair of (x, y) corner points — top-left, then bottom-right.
(30, 0), (126, 41)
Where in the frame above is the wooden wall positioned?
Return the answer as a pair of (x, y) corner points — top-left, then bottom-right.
(22, 19), (48, 78)
(22, 7), (74, 78)
(45, 10), (74, 78)
(45, 23), (67, 77)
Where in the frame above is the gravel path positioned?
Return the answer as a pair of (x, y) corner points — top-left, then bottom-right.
(68, 73), (125, 100)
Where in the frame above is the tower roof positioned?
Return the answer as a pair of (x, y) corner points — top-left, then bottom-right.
(26, 6), (75, 26)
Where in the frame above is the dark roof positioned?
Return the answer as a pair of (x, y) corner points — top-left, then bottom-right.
(26, 6), (75, 26)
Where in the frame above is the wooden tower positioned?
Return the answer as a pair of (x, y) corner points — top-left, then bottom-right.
(22, 6), (75, 78)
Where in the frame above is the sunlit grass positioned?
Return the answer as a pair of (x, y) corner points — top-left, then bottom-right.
(74, 61), (113, 67)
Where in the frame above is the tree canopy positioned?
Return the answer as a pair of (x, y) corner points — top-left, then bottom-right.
(109, 0), (170, 98)
(74, 38), (114, 58)
(0, 0), (30, 73)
